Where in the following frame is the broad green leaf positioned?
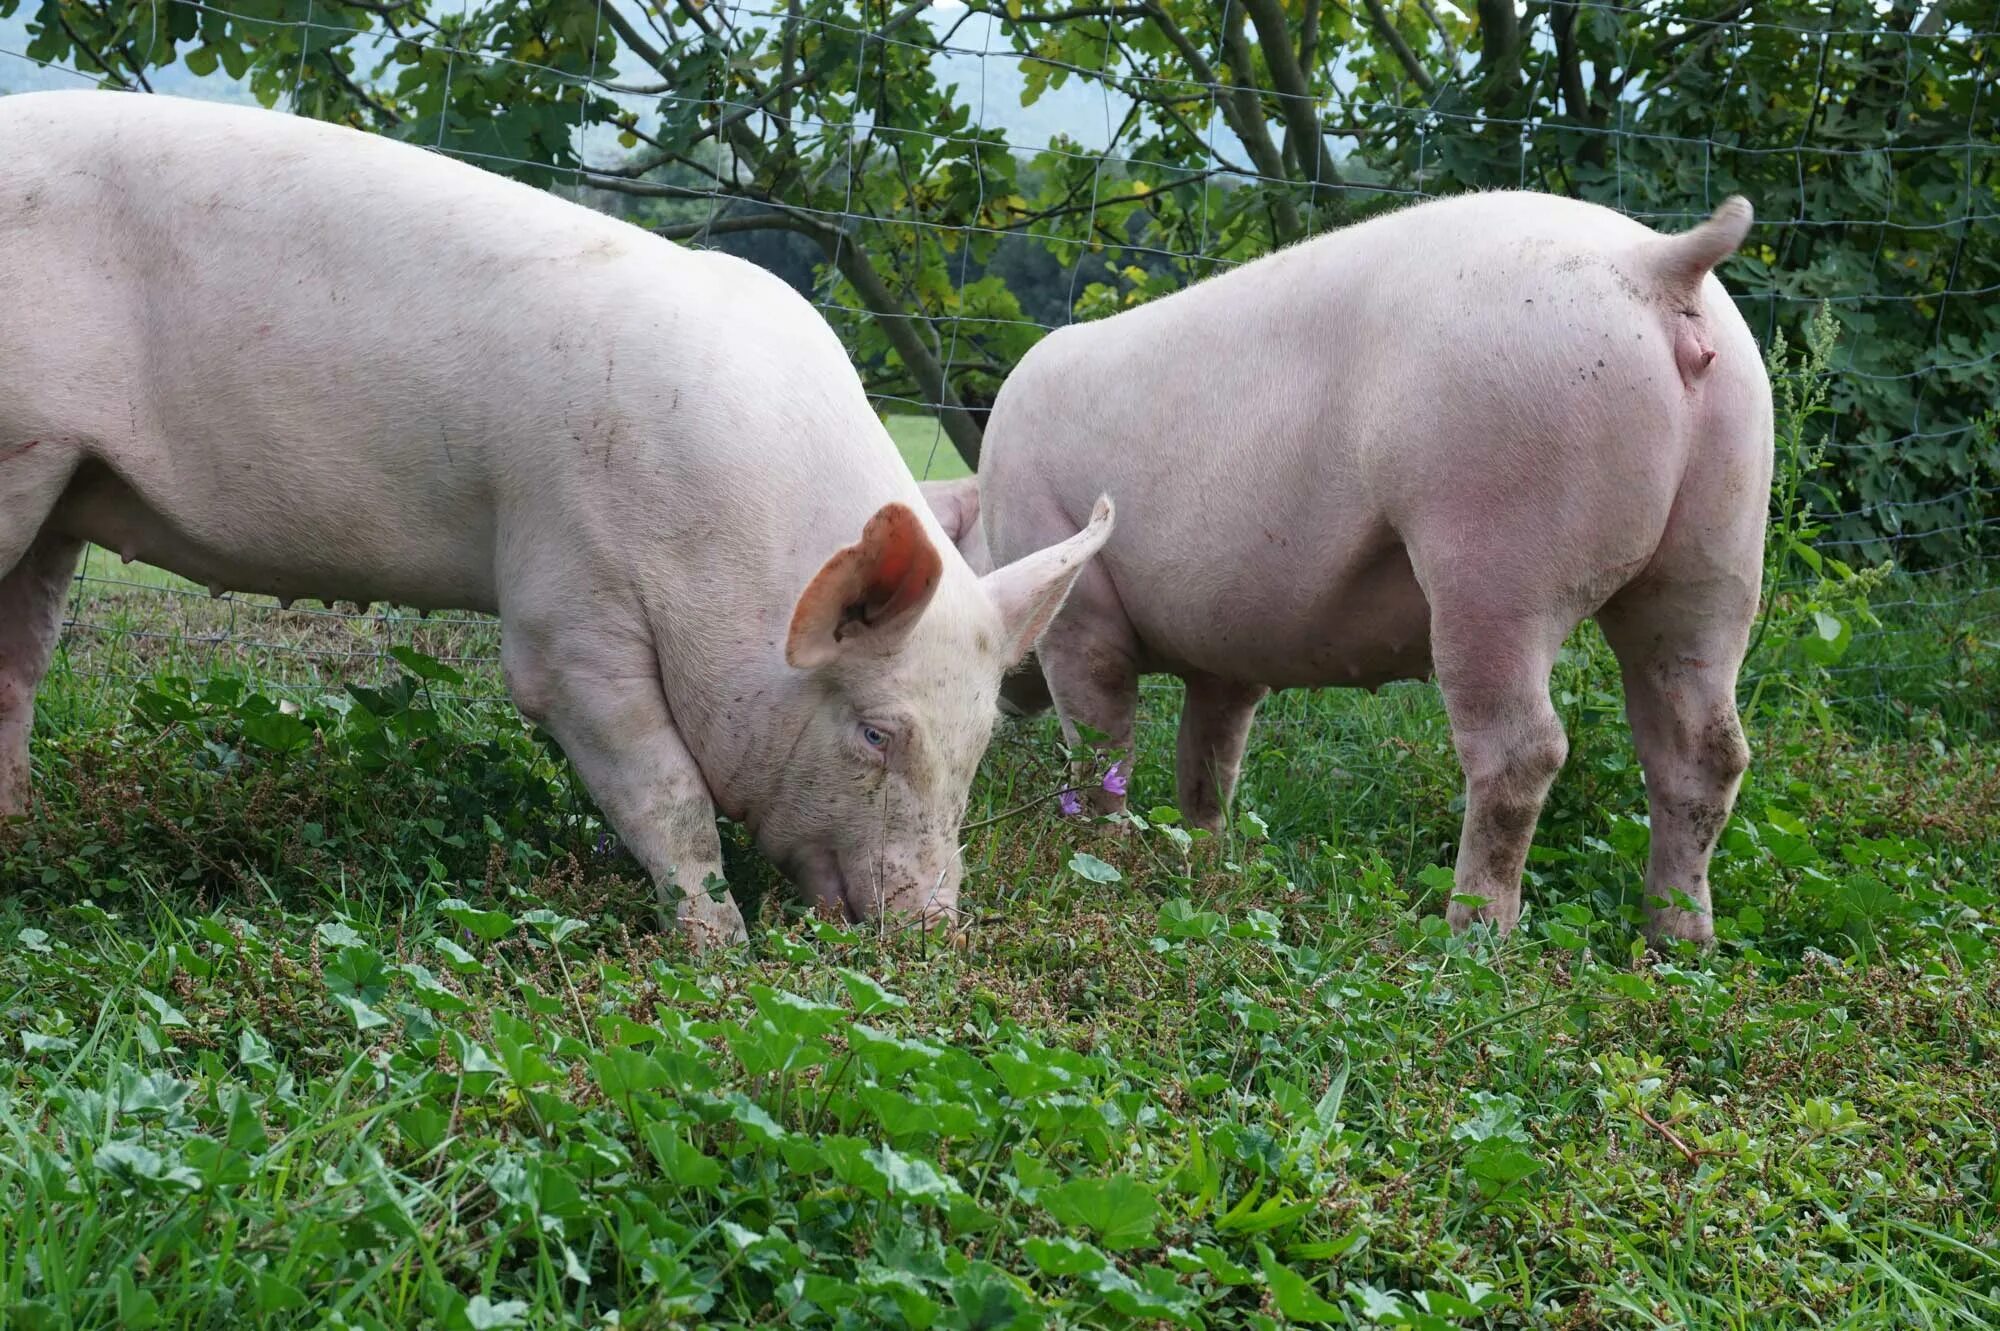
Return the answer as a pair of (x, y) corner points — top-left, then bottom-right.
(389, 645), (466, 684)
(241, 710), (313, 752)
(437, 899), (514, 942)
(1044, 1173), (1159, 1250)
(1257, 1246), (1343, 1323)
(839, 967), (910, 1015)
(868, 1144), (964, 1202)
(435, 937), (484, 974)
(137, 988), (189, 1028)
(519, 908), (587, 944)
(1023, 1235), (1109, 1276)
(462, 1296), (530, 1330)
(1068, 852), (1123, 884)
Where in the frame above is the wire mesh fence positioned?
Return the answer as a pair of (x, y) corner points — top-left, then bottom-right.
(4, 0), (1994, 723)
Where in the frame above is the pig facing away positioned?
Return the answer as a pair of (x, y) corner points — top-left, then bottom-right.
(925, 191), (1772, 944)
(0, 91), (1115, 944)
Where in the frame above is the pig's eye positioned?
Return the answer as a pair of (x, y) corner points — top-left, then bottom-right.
(859, 724), (890, 751)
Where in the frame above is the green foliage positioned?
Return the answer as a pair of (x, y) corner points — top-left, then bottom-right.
(5, 656), (576, 900)
(4, 0), (1989, 536)
(1745, 301), (1897, 723)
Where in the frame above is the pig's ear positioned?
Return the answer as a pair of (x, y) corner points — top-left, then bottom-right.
(918, 477), (980, 545)
(980, 495), (1115, 666)
(787, 501), (946, 669)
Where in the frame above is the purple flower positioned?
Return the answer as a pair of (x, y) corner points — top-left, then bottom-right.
(1058, 789), (1084, 818)
(1101, 760), (1128, 798)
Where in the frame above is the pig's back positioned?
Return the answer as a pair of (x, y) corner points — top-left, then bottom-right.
(3, 92), (905, 610)
(1, 89), (702, 442)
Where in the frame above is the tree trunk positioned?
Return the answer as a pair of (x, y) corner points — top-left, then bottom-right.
(813, 229), (987, 470)
(1476, 0), (1524, 114)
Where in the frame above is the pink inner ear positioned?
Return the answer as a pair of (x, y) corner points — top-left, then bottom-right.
(788, 502), (944, 666)
(845, 504), (942, 636)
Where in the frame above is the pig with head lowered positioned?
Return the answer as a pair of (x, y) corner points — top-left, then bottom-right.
(0, 91), (1114, 945)
(924, 191), (1772, 945)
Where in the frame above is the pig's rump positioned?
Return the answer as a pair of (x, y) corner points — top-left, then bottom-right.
(981, 190), (1766, 691)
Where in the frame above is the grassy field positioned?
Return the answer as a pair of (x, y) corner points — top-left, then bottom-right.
(885, 413), (973, 482)
(1, 429), (1997, 1327)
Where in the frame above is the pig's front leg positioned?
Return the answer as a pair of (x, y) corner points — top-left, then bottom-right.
(1175, 672), (1267, 835)
(1038, 618), (1139, 820)
(0, 536), (83, 820)
(501, 626), (748, 949)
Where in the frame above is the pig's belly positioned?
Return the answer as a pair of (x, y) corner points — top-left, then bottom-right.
(49, 459), (499, 613)
(1126, 540), (1435, 691)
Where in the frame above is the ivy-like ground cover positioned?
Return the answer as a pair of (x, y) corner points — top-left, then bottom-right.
(1, 575), (1996, 1329)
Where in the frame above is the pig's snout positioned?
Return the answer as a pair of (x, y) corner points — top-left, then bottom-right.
(861, 848), (963, 930)
(791, 846), (961, 928)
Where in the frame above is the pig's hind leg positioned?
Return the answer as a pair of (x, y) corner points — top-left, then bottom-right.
(1596, 564), (1758, 947)
(0, 534), (82, 819)
(1428, 602), (1574, 938)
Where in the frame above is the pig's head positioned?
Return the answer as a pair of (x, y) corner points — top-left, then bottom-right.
(750, 493), (1112, 927)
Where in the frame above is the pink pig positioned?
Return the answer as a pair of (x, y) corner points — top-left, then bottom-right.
(926, 191), (1772, 943)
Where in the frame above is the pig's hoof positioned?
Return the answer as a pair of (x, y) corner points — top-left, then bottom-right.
(1446, 893), (1522, 937)
(1643, 906), (1715, 949)
(677, 892), (750, 950)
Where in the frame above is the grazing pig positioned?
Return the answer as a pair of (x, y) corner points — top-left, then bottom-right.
(925, 191), (1771, 944)
(0, 91), (1114, 945)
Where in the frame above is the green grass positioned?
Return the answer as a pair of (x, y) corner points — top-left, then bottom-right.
(1, 560), (1996, 1328)
(886, 412), (972, 481)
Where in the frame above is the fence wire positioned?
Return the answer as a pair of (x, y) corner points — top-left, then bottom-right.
(4, 0), (1993, 724)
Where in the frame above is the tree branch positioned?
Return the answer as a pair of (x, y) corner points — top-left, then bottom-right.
(1003, 167), (1225, 230)
(323, 51), (404, 126)
(1241, 0), (1344, 194)
(1474, 0), (1524, 112)
(1551, 0), (1592, 123)
(1142, 4), (1297, 192)
(1001, 4), (1152, 19)
(81, 0), (154, 91)
(55, 11), (135, 90)
(1362, 0), (1438, 96)
(779, 0), (802, 127)
(1128, 89), (1260, 176)
(1299, 0), (1323, 75)
(653, 210), (806, 241)
(1199, 3), (1305, 240)
(601, 1), (671, 73)
(817, 228), (988, 469)
(1643, 0), (1755, 72)
(1416, 0), (1460, 65)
